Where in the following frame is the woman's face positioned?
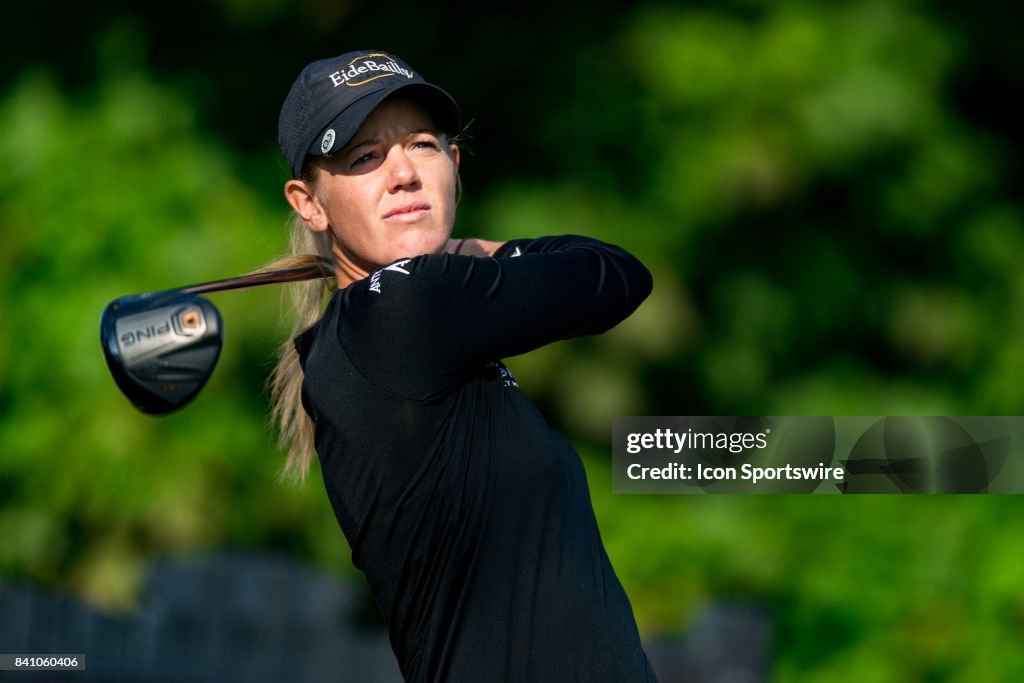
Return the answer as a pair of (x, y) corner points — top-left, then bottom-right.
(287, 95), (460, 282)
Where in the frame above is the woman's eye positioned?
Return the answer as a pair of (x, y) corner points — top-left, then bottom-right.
(351, 153), (375, 167)
(412, 139), (439, 151)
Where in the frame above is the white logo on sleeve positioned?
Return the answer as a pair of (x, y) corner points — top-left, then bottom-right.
(369, 259), (412, 294)
(512, 246), (522, 257)
(486, 361), (519, 389)
(384, 260), (411, 274)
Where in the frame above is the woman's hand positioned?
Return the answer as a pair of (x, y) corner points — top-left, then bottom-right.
(445, 238), (506, 258)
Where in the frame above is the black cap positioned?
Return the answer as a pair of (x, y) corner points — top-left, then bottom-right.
(278, 50), (461, 179)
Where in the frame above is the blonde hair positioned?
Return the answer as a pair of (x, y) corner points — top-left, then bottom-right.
(265, 205), (335, 482)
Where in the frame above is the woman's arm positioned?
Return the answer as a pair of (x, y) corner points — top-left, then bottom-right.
(340, 235), (652, 399)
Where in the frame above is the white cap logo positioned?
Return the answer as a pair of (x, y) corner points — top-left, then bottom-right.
(321, 129), (336, 154)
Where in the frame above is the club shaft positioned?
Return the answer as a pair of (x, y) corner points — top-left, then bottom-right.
(179, 264), (332, 295)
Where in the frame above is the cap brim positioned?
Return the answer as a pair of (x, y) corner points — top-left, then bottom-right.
(305, 83), (462, 162)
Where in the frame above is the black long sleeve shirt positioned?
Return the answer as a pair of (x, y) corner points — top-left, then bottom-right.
(295, 235), (657, 682)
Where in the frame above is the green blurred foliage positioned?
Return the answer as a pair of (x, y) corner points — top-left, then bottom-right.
(0, 68), (347, 608)
(2, 0), (1024, 680)
(585, 450), (1024, 681)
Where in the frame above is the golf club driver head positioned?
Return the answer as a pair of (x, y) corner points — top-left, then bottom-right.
(100, 292), (223, 415)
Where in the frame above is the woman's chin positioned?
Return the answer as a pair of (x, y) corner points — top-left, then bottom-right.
(387, 232), (451, 261)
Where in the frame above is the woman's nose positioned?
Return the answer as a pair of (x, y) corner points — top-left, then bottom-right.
(386, 146), (419, 191)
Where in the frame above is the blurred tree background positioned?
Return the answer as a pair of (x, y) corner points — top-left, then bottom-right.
(2, 0), (1024, 680)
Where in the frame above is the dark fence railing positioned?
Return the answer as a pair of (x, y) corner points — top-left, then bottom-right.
(0, 553), (769, 682)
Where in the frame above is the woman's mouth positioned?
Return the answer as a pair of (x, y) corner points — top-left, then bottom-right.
(383, 203), (430, 222)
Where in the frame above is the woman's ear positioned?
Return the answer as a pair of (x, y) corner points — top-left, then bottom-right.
(450, 144), (461, 171)
(284, 179), (329, 233)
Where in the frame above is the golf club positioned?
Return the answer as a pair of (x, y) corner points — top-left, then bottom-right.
(100, 263), (331, 415)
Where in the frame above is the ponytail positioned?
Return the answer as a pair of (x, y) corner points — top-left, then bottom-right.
(263, 209), (334, 482)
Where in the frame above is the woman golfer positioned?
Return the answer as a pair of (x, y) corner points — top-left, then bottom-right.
(270, 50), (657, 682)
